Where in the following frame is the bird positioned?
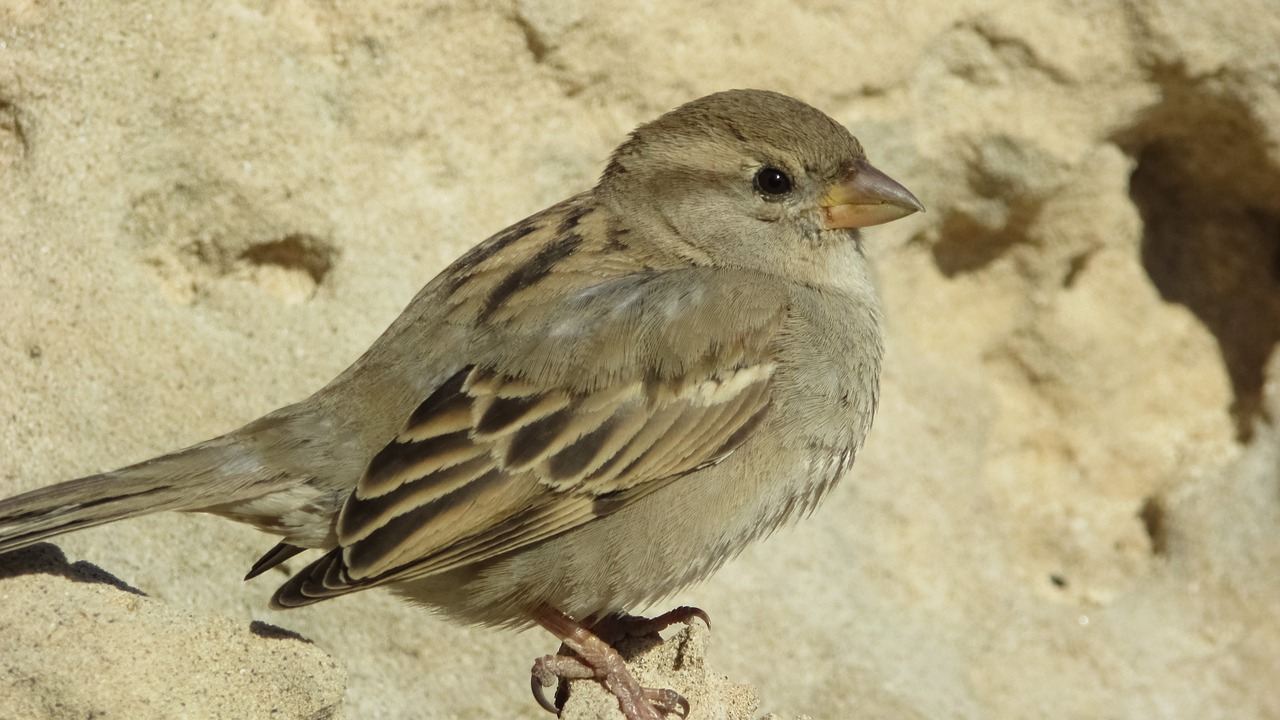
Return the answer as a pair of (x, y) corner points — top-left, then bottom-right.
(0, 89), (922, 719)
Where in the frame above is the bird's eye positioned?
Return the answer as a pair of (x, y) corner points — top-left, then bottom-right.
(753, 167), (792, 198)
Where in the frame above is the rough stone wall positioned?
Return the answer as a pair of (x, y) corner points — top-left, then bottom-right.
(1, 1), (1278, 718)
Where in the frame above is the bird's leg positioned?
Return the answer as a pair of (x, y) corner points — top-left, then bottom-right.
(529, 606), (692, 719)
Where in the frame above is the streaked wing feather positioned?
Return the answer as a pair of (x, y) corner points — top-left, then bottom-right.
(582, 402), (686, 488)
(345, 468), (520, 575)
(339, 454), (495, 544)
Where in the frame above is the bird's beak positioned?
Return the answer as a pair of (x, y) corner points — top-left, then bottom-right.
(820, 161), (925, 230)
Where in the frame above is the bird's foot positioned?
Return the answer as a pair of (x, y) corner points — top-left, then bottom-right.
(589, 605), (711, 643)
(530, 654), (688, 718)
(530, 606), (699, 719)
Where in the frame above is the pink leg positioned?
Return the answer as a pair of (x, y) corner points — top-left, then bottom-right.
(529, 606), (695, 719)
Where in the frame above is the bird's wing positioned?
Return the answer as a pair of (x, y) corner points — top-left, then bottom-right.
(272, 263), (788, 608)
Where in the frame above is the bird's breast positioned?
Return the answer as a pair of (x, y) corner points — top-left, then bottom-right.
(771, 283), (883, 457)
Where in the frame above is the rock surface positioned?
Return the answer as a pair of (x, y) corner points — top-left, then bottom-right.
(0, 545), (345, 720)
(2, 1), (1279, 718)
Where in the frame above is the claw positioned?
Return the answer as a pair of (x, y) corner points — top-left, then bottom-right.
(531, 672), (561, 715)
(531, 653), (592, 715)
(590, 605), (712, 642)
(643, 686), (690, 717)
(644, 605), (711, 633)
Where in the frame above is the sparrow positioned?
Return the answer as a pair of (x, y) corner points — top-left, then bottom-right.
(0, 89), (922, 719)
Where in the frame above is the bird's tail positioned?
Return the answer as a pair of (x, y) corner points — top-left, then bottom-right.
(0, 434), (284, 555)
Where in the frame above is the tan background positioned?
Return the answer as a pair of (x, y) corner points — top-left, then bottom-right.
(2, 1), (1279, 718)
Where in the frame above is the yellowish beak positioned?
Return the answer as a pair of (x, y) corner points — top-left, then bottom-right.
(820, 161), (924, 230)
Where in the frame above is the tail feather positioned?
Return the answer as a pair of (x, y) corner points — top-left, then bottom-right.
(0, 438), (282, 555)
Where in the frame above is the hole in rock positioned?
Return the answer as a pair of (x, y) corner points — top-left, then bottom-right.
(1122, 76), (1280, 442)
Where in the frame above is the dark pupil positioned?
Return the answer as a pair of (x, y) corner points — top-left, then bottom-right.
(755, 167), (792, 196)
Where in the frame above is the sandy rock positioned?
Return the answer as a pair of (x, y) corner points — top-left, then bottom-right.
(0, 545), (345, 720)
(1, 1), (1279, 719)
(556, 616), (928, 720)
